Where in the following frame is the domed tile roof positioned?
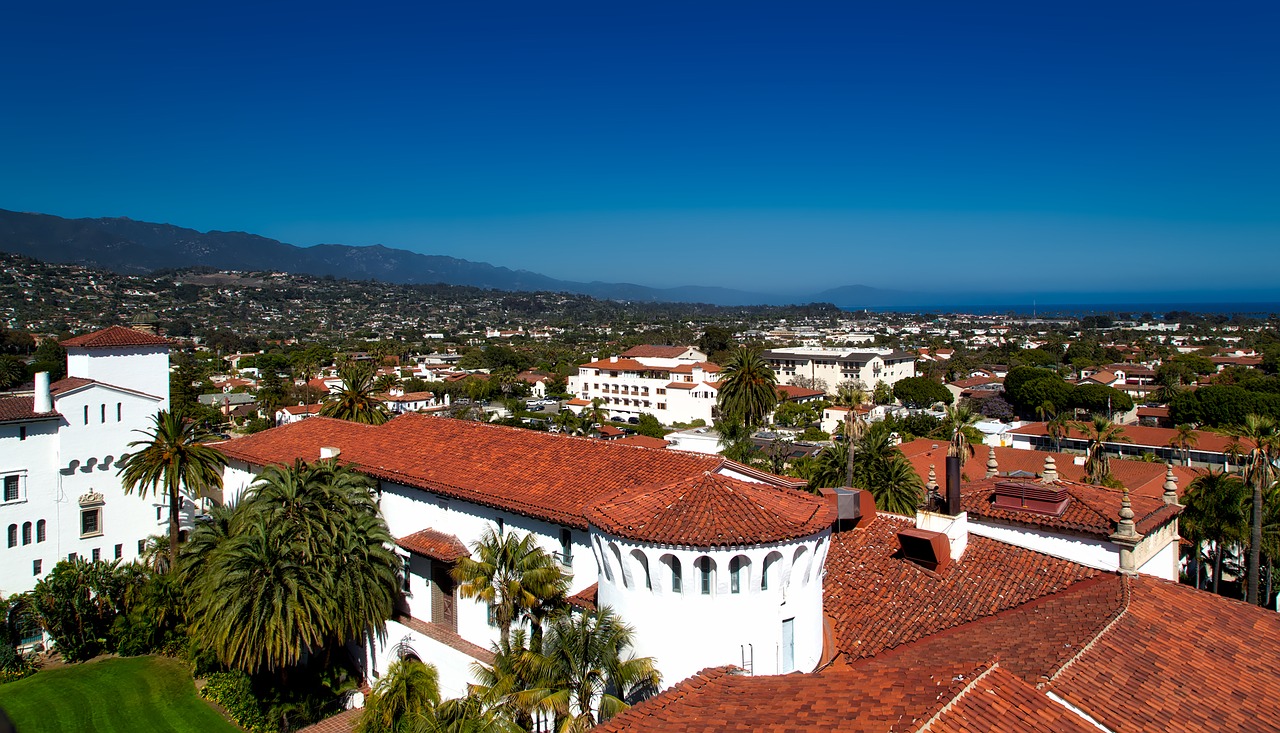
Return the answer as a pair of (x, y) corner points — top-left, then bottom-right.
(587, 471), (834, 548)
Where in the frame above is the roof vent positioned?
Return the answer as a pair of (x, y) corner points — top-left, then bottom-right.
(818, 487), (876, 532)
(897, 528), (952, 572)
(992, 480), (1070, 516)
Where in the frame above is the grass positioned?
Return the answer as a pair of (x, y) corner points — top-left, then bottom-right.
(0, 655), (242, 733)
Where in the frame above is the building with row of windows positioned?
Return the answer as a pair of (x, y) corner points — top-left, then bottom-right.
(567, 345), (723, 426)
(762, 346), (917, 391)
(0, 326), (174, 597)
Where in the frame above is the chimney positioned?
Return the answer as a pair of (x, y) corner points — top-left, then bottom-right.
(610, 355), (618, 363)
(320, 446), (341, 460)
(33, 371), (52, 413)
(945, 455), (961, 516)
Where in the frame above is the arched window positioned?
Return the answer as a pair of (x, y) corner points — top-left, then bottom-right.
(762, 551), (783, 591)
(6, 524), (16, 548)
(595, 537), (614, 582)
(696, 556), (715, 595)
(609, 543), (627, 588)
(22, 522), (31, 545)
(660, 554), (682, 594)
(629, 549), (652, 590)
(790, 546), (810, 590)
(36, 519), (46, 543)
(729, 555), (750, 594)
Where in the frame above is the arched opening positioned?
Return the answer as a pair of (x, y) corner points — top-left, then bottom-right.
(609, 543), (628, 588)
(6, 524), (15, 548)
(595, 537), (614, 582)
(659, 554), (682, 595)
(36, 519), (46, 543)
(629, 549), (652, 590)
(695, 556), (716, 596)
(790, 546), (810, 590)
(729, 555), (750, 594)
(762, 551), (783, 591)
(21, 522), (31, 546)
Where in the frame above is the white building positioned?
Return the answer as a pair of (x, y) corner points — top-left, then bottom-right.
(214, 414), (817, 697)
(762, 347), (916, 393)
(1, 326), (173, 597)
(567, 346), (722, 426)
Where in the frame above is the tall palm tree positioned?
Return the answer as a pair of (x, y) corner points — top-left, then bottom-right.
(1219, 414), (1280, 605)
(453, 527), (570, 649)
(528, 606), (660, 732)
(1076, 414), (1131, 485)
(715, 347), (778, 431)
(853, 423), (923, 515)
(941, 403), (981, 472)
(118, 409), (227, 567)
(355, 655), (441, 733)
(374, 372), (402, 395)
(0, 355), (23, 390)
(1168, 423), (1198, 467)
(322, 361), (391, 425)
(834, 382), (868, 486)
(1035, 400), (1056, 424)
(1181, 469), (1250, 594)
(1045, 413), (1070, 452)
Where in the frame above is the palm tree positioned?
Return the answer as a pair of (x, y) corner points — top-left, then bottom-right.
(185, 459), (400, 675)
(1076, 414), (1131, 485)
(0, 355), (23, 390)
(1181, 469), (1250, 594)
(941, 403), (981, 472)
(453, 527), (570, 649)
(805, 441), (849, 491)
(355, 655), (441, 733)
(118, 409), (227, 567)
(374, 372), (402, 395)
(1168, 423), (1198, 467)
(715, 347), (778, 431)
(1035, 401), (1056, 424)
(1045, 413), (1070, 452)
(528, 606), (660, 732)
(834, 382), (868, 486)
(322, 361), (391, 425)
(853, 423), (923, 515)
(1219, 414), (1280, 605)
(588, 398), (606, 429)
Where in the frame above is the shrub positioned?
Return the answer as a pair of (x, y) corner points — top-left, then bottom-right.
(202, 671), (278, 733)
(0, 644), (36, 685)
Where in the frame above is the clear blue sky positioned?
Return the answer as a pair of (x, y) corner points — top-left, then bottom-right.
(2, 1), (1277, 299)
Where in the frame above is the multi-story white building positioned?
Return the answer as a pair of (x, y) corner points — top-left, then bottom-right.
(762, 346), (916, 393)
(567, 346), (722, 426)
(0, 326), (172, 597)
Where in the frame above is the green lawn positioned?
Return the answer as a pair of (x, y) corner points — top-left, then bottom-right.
(0, 655), (241, 733)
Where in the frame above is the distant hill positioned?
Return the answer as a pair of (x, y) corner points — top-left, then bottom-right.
(0, 208), (908, 307)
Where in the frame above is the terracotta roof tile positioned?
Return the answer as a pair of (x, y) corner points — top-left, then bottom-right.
(929, 665), (1100, 733)
(566, 582), (598, 612)
(960, 475), (1182, 538)
(1007, 421), (1245, 454)
(619, 435), (670, 449)
(823, 515), (1100, 660)
(587, 472), (833, 547)
(0, 396), (58, 423)
(391, 613), (495, 665)
(61, 325), (171, 348)
(215, 414), (761, 530)
(297, 708), (361, 733)
(397, 528), (469, 562)
(621, 345), (692, 359)
(775, 384), (825, 400)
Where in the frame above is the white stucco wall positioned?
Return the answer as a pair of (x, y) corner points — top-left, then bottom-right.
(66, 346), (170, 410)
(966, 518), (1179, 581)
(592, 528), (830, 688)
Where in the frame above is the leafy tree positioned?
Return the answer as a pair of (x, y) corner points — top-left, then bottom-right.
(0, 355), (24, 389)
(355, 655), (441, 733)
(1072, 384), (1133, 415)
(1219, 414), (1280, 605)
(773, 401), (816, 429)
(892, 376), (951, 408)
(453, 527), (570, 649)
(872, 380), (893, 405)
(117, 409), (227, 566)
(27, 558), (128, 661)
(634, 413), (666, 439)
(696, 326), (733, 357)
(321, 361), (391, 425)
(715, 347), (778, 430)
(30, 338), (66, 381)
(1173, 352), (1218, 377)
(527, 606), (660, 732)
(977, 395), (1015, 421)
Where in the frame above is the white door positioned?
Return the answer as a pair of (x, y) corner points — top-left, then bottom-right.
(782, 617), (795, 673)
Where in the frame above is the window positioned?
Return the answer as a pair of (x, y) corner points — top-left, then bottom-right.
(100, 404), (106, 423)
(558, 528), (573, 565)
(117, 403), (122, 422)
(18, 426), (26, 441)
(36, 520), (46, 543)
(33, 559), (41, 576)
(84, 405), (89, 424)
(114, 544), (122, 559)
(81, 508), (102, 538)
(495, 517), (504, 534)
(92, 548), (101, 562)
(6, 524), (15, 548)
(401, 555), (411, 592)
(156, 506), (163, 521)
(137, 539), (145, 555)
(68, 552), (77, 562)
(730, 556), (743, 594)
(22, 522), (31, 545)
(670, 558), (682, 594)
(3, 475), (19, 502)
(697, 557), (713, 595)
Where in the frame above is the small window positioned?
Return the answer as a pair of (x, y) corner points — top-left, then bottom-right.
(68, 552), (77, 562)
(156, 506), (163, 521)
(3, 475), (19, 502)
(117, 403), (122, 422)
(81, 508), (102, 538)
(114, 543), (122, 559)
(18, 426), (26, 441)
(37, 520), (46, 543)
(730, 557), (743, 594)
(84, 405), (89, 425)
(496, 517), (504, 534)
(33, 559), (41, 576)
(698, 557), (712, 595)
(22, 522), (31, 546)
(100, 404), (106, 423)
(401, 555), (411, 592)
(137, 539), (146, 555)
(6, 524), (15, 548)
(559, 528), (573, 565)
(92, 548), (101, 562)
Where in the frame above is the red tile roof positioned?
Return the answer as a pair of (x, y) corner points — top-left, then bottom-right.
(928, 665), (1101, 733)
(61, 325), (171, 348)
(392, 613), (495, 665)
(296, 708), (361, 733)
(823, 515), (1100, 660)
(397, 528), (470, 562)
(621, 345), (693, 359)
(1008, 421), (1245, 454)
(960, 475), (1182, 538)
(665, 382), (696, 390)
(619, 435), (670, 449)
(566, 582), (598, 612)
(282, 403), (324, 415)
(775, 384), (825, 400)
(215, 414), (799, 530)
(581, 358), (651, 371)
(0, 395), (58, 423)
(586, 471), (834, 547)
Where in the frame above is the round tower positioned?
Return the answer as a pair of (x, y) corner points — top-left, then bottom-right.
(585, 471), (835, 687)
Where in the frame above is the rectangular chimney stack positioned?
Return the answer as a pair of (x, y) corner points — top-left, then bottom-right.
(945, 455), (961, 516)
(33, 371), (52, 414)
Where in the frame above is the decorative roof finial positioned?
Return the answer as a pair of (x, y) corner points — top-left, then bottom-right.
(1163, 464), (1179, 505)
(1115, 485), (1138, 539)
(986, 447), (999, 479)
(926, 464), (938, 492)
(1042, 455), (1058, 483)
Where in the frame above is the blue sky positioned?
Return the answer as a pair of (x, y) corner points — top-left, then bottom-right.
(2, 1), (1277, 299)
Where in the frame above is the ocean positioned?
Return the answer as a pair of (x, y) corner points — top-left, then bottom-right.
(838, 302), (1280, 317)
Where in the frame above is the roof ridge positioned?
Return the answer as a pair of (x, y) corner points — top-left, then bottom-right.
(914, 660), (1002, 733)
(1043, 574), (1132, 688)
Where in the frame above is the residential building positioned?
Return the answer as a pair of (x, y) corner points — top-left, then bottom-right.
(762, 347), (916, 393)
(1, 326), (173, 597)
(567, 346), (722, 425)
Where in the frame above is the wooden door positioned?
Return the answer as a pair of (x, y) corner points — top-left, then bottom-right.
(431, 562), (457, 631)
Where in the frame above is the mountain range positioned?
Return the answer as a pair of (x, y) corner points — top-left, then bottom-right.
(0, 209), (916, 307)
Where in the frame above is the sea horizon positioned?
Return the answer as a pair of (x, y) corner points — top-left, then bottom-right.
(838, 302), (1280, 317)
